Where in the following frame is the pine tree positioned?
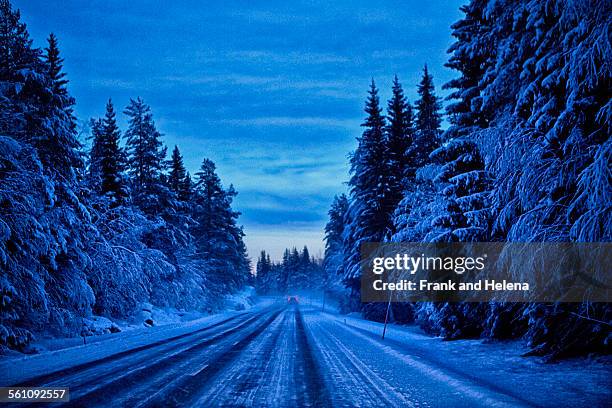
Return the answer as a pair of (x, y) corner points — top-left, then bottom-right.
(411, 65), (442, 169)
(123, 97), (169, 215)
(300, 246), (310, 267)
(343, 80), (390, 297)
(0, 3), (81, 179)
(386, 75), (414, 175)
(443, 1), (491, 135)
(0, 3), (81, 177)
(428, 3), (491, 243)
(0, 0), (41, 138)
(193, 158), (224, 245)
(45, 34), (66, 95)
(289, 247), (300, 278)
(0, 0), (37, 79)
(192, 158), (249, 290)
(168, 146), (192, 205)
(323, 194), (349, 284)
(428, 141), (490, 243)
(480, 0), (611, 357)
(97, 99), (126, 203)
(181, 171), (193, 201)
(278, 248), (290, 292)
(421, 19), (493, 335)
(349, 79), (388, 219)
(290, 246), (310, 290)
(256, 250), (273, 293)
(87, 117), (104, 191)
(392, 66), (444, 243)
(168, 145), (187, 194)
(40, 33), (83, 180)
(409, 0), (611, 356)
(385, 75), (414, 235)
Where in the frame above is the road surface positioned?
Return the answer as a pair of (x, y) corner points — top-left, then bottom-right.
(7, 302), (611, 407)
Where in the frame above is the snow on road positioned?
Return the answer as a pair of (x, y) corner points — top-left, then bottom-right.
(1, 300), (610, 407)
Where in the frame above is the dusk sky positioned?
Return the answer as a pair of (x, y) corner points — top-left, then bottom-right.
(17, 0), (464, 261)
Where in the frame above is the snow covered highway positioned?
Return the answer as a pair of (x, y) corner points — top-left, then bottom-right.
(3, 301), (610, 407)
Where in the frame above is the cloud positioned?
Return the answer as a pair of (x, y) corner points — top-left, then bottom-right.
(226, 50), (349, 65)
(163, 73), (280, 86)
(371, 50), (418, 59)
(221, 116), (360, 129)
(162, 74), (364, 101)
(232, 10), (315, 25)
(158, 137), (350, 228)
(88, 78), (139, 90)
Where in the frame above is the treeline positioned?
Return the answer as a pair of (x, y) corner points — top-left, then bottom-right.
(324, 0), (610, 359)
(0, 1), (249, 352)
(255, 247), (323, 294)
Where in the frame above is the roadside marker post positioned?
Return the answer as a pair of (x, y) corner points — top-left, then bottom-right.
(382, 291), (392, 340)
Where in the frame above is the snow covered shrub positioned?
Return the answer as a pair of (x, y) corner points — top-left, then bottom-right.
(362, 302), (389, 323)
(363, 299), (414, 324)
(522, 303), (611, 360)
(0, 276), (33, 352)
(149, 250), (219, 312)
(482, 303), (528, 340)
(437, 303), (488, 340)
(87, 204), (173, 317)
(413, 303), (442, 336)
(413, 303), (486, 339)
(390, 302), (414, 324)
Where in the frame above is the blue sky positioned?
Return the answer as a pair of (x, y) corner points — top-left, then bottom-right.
(17, 0), (464, 261)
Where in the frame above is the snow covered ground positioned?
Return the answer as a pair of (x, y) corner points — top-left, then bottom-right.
(6, 286), (260, 356)
(303, 307), (611, 407)
(1, 298), (609, 407)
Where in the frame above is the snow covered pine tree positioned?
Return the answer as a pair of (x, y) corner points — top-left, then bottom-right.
(342, 81), (393, 314)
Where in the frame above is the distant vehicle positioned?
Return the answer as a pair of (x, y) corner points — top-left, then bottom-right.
(287, 295), (299, 304)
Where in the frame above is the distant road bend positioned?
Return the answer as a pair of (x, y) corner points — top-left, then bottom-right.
(9, 302), (606, 407)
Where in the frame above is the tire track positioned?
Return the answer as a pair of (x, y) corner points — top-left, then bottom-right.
(304, 314), (416, 407)
(342, 323), (539, 408)
(257, 307), (301, 406)
(293, 307), (332, 407)
(29, 313), (258, 396)
(188, 309), (289, 406)
(16, 312), (247, 389)
(60, 308), (280, 407)
(190, 306), (332, 407)
(137, 308), (284, 407)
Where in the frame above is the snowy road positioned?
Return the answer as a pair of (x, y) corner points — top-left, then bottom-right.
(6, 302), (611, 407)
